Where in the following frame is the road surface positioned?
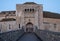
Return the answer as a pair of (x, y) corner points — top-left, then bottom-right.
(17, 32), (41, 41)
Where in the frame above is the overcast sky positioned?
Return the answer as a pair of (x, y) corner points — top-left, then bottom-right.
(0, 0), (60, 13)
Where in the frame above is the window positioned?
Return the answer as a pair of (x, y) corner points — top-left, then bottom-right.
(24, 9), (29, 12)
(32, 9), (34, 12)
(19, 24), (20, 28)
(54, 24), (56, 28)
(24, 9), (35, 12)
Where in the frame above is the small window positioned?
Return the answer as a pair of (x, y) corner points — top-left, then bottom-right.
(25, 9), (29, 12)
(25, 9), (26, 11)
(32, 9), (34, 12)
(19, 24), (20, 28)
(24, 9), (35, 12)
(27, 9), (29, 11)
(54, 24), (56, 28)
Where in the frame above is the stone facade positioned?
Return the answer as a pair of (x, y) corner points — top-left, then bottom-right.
(16, 3), (43, 32)
(43, 18), (60, 32)
(0, 2), (60, 33)
(0, 21), (19, 32)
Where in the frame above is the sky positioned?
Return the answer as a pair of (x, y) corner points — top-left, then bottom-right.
(0, 0), (60, 13)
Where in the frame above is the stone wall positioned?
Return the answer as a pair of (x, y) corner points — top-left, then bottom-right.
(43, 18), (60, 32)
(0, 21), (19, 33)
(35, 29), (60, 41)
(0, 30), (24, 41)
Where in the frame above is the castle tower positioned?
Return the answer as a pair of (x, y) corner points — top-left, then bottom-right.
(16, 2), (43, 32)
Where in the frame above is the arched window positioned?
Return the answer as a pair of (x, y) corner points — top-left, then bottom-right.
(24, 9), (29, 12)
(24, 9), (35, 12)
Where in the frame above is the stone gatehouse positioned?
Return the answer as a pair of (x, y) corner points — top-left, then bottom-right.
(0, 2), (60, 33)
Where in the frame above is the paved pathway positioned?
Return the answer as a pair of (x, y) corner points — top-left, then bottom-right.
(17, 33), (41, 41)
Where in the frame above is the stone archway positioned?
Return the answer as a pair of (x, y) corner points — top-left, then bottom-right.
(26, 22), (33, 32)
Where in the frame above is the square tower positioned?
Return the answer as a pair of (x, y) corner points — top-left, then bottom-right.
(16, 2), (43, 32)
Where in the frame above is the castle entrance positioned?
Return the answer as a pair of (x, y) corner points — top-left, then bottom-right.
(26, 22), (33, 32)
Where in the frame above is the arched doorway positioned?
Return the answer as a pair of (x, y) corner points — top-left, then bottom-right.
(26, 22), (33, 32)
